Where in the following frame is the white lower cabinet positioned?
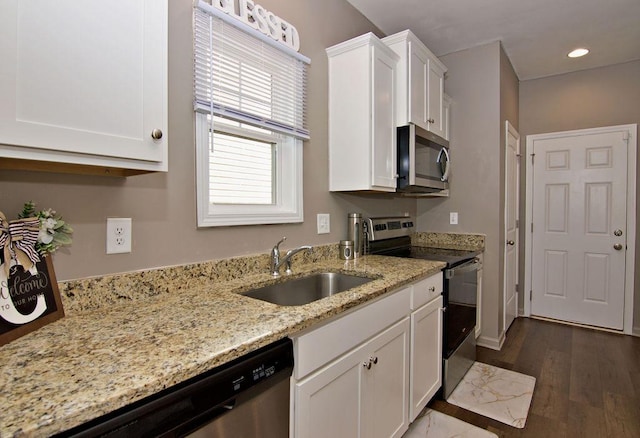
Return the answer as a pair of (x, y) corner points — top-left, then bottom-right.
(294, 318), (410, 438)
(410, 295), (443, 421)
(291, 272), (444, 437)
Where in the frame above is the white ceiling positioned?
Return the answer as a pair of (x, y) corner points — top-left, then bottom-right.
(345, 0), (640, 80)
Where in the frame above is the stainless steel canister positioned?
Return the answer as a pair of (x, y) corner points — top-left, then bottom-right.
(339, 240), (354, 260)
(347, 213), (363, 258)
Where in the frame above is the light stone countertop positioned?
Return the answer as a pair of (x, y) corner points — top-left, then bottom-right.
(0, 254), (445, 437)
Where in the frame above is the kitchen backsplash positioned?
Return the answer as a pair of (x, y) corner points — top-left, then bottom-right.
(59, 243), (338, 315)
(59, 233), (484, 316)
(412, 232), (485, 251)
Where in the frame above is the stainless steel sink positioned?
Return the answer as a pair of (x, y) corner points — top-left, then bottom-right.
(240, 272), (374, 306)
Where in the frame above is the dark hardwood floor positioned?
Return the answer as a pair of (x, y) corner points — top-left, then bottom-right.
(428, 317), (640, 437)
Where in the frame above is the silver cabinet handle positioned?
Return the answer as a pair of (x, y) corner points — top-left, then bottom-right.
(427, 118), (435, 123)
(151, 129), (163, 140)
(614, 229), (623, 236)
(363, 356), (379, 369)
(429, 286), (436, 292)
(507, 240), (515, 246)
(613, 243), (623, 251)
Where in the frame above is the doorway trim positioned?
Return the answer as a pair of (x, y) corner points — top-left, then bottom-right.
(524, 124), (637, 334)
(504, 120), (520, 332)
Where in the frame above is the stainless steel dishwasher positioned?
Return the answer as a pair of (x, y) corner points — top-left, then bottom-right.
(59, 338), (294, 438)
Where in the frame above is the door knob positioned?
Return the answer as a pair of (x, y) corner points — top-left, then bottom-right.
(507, 240), (515, 246)
(614, 229), (623, 236)
(151, 128), (163, 140)
(613, 243), (623, 251)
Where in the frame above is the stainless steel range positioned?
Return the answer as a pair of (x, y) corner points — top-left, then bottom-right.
(364, 216), (481, 399)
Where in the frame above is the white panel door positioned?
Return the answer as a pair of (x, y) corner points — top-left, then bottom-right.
(531, 131), (628, 329)
(0, 0), (166, 163)
(504, 122), (520, 331)
(409, 42), (428, 130)
(362, 318), (410, 438)
(371, 45), (397, 190)
(409, 296), (442, 421)
(426, 59), (445, 138)
(294, 347), (362, 438)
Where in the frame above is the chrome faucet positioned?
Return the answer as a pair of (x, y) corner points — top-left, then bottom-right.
(270, 237), (313, 277)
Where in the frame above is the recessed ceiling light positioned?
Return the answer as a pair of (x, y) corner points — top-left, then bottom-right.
(568, 48), (589, 58)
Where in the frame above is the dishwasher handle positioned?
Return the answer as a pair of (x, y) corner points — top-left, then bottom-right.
(445, 257), (481, 279)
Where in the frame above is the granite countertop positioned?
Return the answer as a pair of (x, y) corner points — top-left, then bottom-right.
(0, 253), (445, 437)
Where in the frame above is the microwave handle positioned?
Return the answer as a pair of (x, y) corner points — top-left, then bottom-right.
(437, 147), (450, 182)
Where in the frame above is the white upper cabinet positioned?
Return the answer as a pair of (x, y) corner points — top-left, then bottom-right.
(0, 0), (168, 175)
(443, 93), (452, 141)
(383, 30), (448, 139)
(327, 33), (399, 192)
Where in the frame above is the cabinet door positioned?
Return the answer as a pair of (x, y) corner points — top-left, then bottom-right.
(371, 45), (397, 190)
(443, 94), (452, 141)
(362, 317), (410, 438)
(408, 43), (429, 130)
(294, 345), (363, 438)
(409, 295), (443, 421)
(426, 59), (446, 138)
(0, 0), (167, 167)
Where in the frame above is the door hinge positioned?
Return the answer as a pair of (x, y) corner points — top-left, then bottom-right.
(516, 219), (519, 229)
(531, 153), (535, 165)
(531, 223), (534, 233)
(530, 290), (533, 301)
(515, 283), (519, 292)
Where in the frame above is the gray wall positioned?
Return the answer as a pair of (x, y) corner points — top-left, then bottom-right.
(0, 0), (417, 281)
(519, 60), (640, 333)
(417, 41), (507, 346)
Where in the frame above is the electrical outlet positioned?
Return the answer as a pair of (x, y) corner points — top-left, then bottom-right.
(450, 212), (459, 225)
(317, 213), (330, 234)
(106, 218), (132, 254)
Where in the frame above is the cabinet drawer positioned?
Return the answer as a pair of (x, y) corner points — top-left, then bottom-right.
(411, 272), (443, 310)
(293, 287), (411, 379)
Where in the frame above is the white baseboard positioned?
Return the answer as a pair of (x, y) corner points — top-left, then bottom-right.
(476, 331), (505, 351)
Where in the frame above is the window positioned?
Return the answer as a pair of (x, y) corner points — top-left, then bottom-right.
(193, 2), (309, 227)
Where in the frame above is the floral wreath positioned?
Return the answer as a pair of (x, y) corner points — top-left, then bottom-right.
(0, 202), (73, 276)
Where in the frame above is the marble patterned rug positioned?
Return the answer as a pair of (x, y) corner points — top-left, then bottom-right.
(446, 361), (536, 428)
(403, 409), (498, 438)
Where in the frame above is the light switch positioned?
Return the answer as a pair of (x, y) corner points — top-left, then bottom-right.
(450, 212), (459, 225)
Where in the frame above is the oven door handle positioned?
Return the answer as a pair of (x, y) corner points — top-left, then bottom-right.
(445, 258), (481, 279)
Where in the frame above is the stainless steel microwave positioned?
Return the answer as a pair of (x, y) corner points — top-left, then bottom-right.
(397, 123), (450, 193)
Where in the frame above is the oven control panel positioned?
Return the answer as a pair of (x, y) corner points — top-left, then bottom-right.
(365, 216), (414, 241)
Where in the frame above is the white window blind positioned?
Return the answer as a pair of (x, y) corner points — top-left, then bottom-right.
(209, 126), (275, 205)
(194, 2), (310, 139)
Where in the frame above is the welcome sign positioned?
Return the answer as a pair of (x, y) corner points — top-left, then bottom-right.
(0, 256), (64, 346)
